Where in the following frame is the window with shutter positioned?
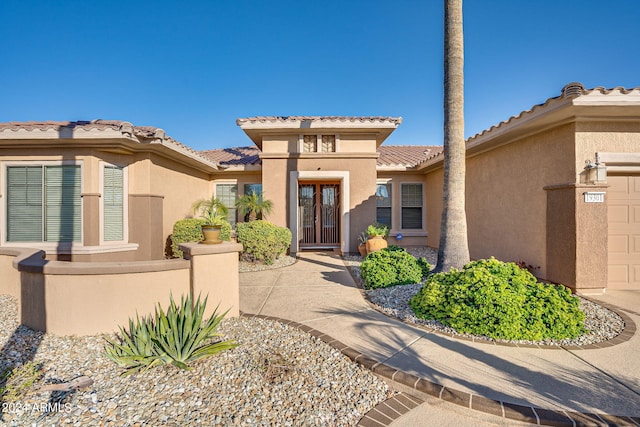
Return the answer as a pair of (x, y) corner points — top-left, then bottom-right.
(401, 183), (423, 229)
(103, 166), (124, 241)
(6, 165), (81, 242)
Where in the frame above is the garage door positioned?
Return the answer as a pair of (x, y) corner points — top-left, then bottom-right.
(608, 175), (640, 289)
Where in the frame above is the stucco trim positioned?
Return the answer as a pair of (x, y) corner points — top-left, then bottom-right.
(12, 247), (188, 275)
(543, 183), (610, 191)
(599, 152), (640, 165)
(289, 171), (350, 254)
(259, 153), (378, 160)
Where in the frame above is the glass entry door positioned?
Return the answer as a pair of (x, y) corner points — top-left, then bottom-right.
(299, 182), (340, 247)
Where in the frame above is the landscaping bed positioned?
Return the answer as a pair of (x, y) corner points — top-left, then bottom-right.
(0, 295), (390, 426)
(344, 247), (625, 347)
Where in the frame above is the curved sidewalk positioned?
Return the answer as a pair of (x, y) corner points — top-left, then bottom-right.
(239, 252), (640, 426)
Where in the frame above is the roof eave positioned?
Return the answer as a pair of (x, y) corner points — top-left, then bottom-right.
(0, 126), (221, 173)
(236, 116), (402, 149)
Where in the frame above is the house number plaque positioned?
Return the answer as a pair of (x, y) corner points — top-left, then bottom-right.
(584, 192), (605, 203)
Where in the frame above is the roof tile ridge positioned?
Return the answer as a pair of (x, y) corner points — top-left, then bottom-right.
(583, 85), (640, 95)
(466, 90), (565, 143)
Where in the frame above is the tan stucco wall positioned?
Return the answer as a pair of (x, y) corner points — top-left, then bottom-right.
(425, 124), (576, 279)
(0, 252), (20, 297)
(337, 134), (379, 153)
(10, 243), (241, 336)
(466, 124), (576, 277)
(376, 172), (429, 247)
(425, 119), (640, 291)
(181, 241), (243, 318)
(575, 121), (640, 181)
(147, 154), (211, 240)
(0, 146), (214, 261)
(261, 156), (378, 251)
(262, 135), (298, 153)
(22, 269), (189, 335)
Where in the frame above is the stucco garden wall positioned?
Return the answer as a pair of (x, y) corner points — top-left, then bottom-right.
(4, 242), (241, 336)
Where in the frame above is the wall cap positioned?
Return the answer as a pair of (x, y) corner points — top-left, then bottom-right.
(3, 247), (190, 275)
(179, 241), (243, 257)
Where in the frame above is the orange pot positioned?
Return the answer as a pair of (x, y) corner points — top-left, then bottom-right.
(358, 243), (367, 257)
(365, 236), (388, 254)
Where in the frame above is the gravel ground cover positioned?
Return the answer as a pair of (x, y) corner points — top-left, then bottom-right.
(239, 255), (296, 272)
(0, 295), (391, 427)
(344, 247), (625, 347)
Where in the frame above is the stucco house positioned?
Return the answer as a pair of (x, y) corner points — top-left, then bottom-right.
(1, 82), (639, 293)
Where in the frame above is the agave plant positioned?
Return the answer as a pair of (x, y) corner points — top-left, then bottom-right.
(104, 293), (238, 376)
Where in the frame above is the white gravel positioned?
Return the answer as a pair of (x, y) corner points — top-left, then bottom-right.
(0, 295), (391, 426)
(239, 255), (296, 272)
(344, 247), (625, 347)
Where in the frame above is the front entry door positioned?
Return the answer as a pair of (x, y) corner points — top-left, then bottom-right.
(299, 182), (340, 248)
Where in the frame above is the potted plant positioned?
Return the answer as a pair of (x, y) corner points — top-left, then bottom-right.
(357, 232), (368, 257)
(192, 196), (229, 244)
(365, 222), (389, 254)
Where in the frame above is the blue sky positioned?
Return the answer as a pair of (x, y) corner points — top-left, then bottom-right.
(1, 1), (638, 151)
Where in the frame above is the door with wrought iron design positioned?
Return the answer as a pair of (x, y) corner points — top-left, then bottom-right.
(298, 183), (340, 247)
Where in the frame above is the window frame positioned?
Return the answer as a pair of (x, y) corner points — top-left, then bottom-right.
(215, 181), (238, 226)
(300, 134), (339, 153)
(99, 162), (129, 245)
(1, 160), (85, 248)
(375, 180), (392, 229)
(400, 182), (424, 230)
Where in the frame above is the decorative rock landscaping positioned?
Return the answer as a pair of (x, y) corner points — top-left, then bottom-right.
(344, 247), (626, 347)
(0, 295), (391, 426)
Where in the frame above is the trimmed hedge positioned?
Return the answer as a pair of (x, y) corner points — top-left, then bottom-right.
(409, 257), (586, 341)
(170, 218), (231, 258)
(361, 246), (424, 289)
(236, 220), (291, 265)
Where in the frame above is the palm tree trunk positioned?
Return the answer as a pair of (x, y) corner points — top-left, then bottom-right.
(434, 0), (470, 272)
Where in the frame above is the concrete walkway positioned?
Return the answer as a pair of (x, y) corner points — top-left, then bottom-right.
(240, 251), (640, 426)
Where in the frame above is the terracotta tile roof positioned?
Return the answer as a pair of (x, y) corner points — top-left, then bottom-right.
(0, 120), (121, 132)
(236, 116), (402, 125)
(467, 82), (640, 143)
(377, 145), (443, 167)
(199, 145), (443, 169)
(200, 146), (261, 166)
(0, 119), (214, 165)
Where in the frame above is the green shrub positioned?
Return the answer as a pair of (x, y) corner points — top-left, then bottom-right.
(417, 257), (432, 278)
(0, 361), (43, 403)
(236, 220), (292, 265)
(409, 257), (586, 341)
(104, 294), (238, 376)
(366, 222), (389, 238)
(361, 246), (422, 289)
(171, 218), (231, 258)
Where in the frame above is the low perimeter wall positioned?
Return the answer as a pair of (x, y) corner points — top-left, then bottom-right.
(0, 242), (242, 336)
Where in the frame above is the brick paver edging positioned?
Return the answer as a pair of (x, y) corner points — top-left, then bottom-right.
(241, 312), (640, 427)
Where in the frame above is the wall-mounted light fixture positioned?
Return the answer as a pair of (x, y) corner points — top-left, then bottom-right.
(584, 153), (606, 184)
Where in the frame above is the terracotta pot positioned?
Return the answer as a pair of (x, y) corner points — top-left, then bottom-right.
(358, 243), (367, 257)
(201, 225), (222, 244)
(365, 236), (388, 254)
